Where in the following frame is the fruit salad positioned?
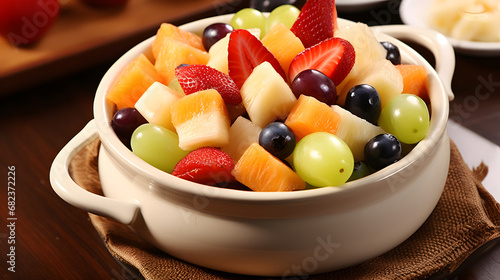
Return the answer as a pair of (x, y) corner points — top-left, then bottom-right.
(106, 0), (431, 192)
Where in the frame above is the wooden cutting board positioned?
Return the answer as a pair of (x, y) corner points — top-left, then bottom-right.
(0, 0), (241, 95)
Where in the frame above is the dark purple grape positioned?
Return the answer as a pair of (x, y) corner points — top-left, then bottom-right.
(202, 23), (234, 51)
(364, 134), (402, 170)
(344, 84), (381, 125)
(250, 0), (298, 12)
(347, 161), (371, 182)
(380, 41), (401, 65)
(291, 69), (337, 105)
(176, 63), (190, 70)
(259, 122), (296, 160)
(111, 108), (147, 146)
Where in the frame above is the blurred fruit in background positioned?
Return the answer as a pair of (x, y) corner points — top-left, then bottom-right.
(0, 0), (60, 46)
(80, 0), (129, 8)
(250, 0), (298, 12)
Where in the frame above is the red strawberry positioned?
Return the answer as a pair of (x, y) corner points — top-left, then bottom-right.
(290, 0), (337, 48)
(288, 37), (355, 86)
(175, 64), (242, 105)
(228, 29), (286, 88)
(172, 147), (235, 185)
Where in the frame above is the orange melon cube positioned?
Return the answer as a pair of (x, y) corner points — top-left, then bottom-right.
(152, 23), (205, 60)
(155, 38), (209, 85)
(284, 95), (341, 140)
(106, 54), (163, 110)
(396, 64), (430, 103)
(232, 143), (306, 192)
(171, 89), (230, 150)
(261, 23), (305, 78)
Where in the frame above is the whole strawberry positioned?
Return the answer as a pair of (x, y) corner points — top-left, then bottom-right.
(172, 147), (235, 185)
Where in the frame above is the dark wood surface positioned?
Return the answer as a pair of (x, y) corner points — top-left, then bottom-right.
(1, 1), (499, 279)
(0, 0), (231, 95)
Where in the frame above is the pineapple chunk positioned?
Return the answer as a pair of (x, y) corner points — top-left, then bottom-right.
(240, 61), (297, 128)
(206, 33), (230, 75)
(334, 23), (388, 105)
(171, 89), (230, 150)
(134, 82), (184, 131)
(334, 23), (387, 71)
(331, 105), (386, 161)
(222, 116), (262, 162)
(357, 60), (403, 108)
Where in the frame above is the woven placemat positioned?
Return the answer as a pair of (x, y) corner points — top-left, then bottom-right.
(69, 139), (500, 279)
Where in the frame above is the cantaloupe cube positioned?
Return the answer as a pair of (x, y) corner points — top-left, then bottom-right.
(284, 95), (341, 140)
(396, 64), (430, 103)
(134, 82), (184, 131)
(171, 89), (230, 150)
(152, 23), (205, 60)
(222, 116), (262, 162)
(261, 23), (305, 77)
(232, 143), (306, 192)
(155, 38), (209, 85)
(106, 54), (163, 110)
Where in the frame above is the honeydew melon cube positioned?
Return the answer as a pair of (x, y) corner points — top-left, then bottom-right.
(135, 82), (184, 131)
(222, 116), (262, 162)
(240, 61), (297, 128)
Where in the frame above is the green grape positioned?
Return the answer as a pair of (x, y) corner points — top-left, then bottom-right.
(347, 161), (371, 182)
(131, 124), (189, 173)
(265, 4), (300, 34)
(378, 94), (430, 144)
(230, 8), (266, 38)
(293, 132), (354, 187)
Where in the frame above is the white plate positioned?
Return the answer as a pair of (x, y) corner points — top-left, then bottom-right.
(336, 0), (388, 12)
(400, 0), (500, 56)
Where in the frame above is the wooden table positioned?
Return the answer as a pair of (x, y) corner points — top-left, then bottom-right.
(1, 1), (499, 279)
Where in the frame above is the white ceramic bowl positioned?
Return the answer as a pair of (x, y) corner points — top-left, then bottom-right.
(50, 15), (455, 277)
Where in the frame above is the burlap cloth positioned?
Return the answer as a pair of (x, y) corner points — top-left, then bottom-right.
(70, 139), (500, 279)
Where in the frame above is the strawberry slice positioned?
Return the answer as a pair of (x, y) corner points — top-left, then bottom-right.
(288, 37), (355, 86)
(290, 0), (337, 48)
(228, 29), (286, 88)
(175, 64), (242, 105)
(172, 147), (235, 186)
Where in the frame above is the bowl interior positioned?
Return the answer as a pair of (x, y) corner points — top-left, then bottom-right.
(93, 15), (450, 202)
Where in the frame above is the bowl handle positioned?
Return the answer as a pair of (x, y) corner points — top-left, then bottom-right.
(371, 24), (455, 101)
(50, 120), (139, 225)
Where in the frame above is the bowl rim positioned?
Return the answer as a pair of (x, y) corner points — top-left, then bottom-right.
(93, 15), (449, 203)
